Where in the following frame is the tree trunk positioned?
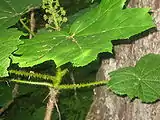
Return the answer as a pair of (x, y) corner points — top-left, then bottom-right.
(86, 0), (160, 120)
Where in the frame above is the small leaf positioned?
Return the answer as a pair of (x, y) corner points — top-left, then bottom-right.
(0, 0), (41, 29)
(0, 29), (22, 77)
(108, 54), (160, 102)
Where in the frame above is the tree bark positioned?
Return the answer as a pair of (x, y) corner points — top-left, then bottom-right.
(86, 0), (160, 120)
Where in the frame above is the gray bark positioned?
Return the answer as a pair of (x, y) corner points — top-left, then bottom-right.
(86, 0), (160, 120)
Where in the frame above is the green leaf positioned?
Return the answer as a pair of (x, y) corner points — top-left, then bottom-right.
(108, 54), (160, 103)
(70, 0), (154, 39)
(0, 0), (41, 29)
(12, 0), (154, 68)
(0, 29), (22, 77)
(12, 30), (112, 67)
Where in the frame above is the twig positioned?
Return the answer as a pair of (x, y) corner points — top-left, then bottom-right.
(44, 88), (59, 120)
(70, 71), (77, 99)
(12, 83), (19, 98)
(0, 100), (14, 115)
(20, 19), (35, 37)
(29, 9), (36, 39)
(55, 101), (61, 120)
(0, 82), (19, 115)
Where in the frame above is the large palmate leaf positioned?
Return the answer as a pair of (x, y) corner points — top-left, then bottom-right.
(108, 54), (160, 102)
(0, 0), (41, 29)
(12, 31), (111, 67)
(0, 29), (22, 77)
(12, 0), (154, 68)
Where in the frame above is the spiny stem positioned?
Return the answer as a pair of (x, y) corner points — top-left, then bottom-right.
(9, 70), (56, 81)
(9, 69), (108, 90)
(57, 80), (108, 90)
(10, 79), (108, 90)
(53, 68), (68, 87)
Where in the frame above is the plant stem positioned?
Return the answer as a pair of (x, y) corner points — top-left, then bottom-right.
(12, 83), (19, 98)
(0, 100), (14, 115)
(11, 79), (53, 87)
(70, 71), (77, 99)
(29, 9), (36, 39)
(9, 70), (56, 81)
(20, 19), (35, 37)
(58, 80), (108, 89)
(10, 79), (108, 89)
(44, 88), (59, 120)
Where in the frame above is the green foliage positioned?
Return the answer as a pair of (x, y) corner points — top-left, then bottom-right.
(108, 54), (160, 102)
(0, 29), (22, 77)
(0, 0), (158, 119)
(12, 0), (154, 68)
(0, 0), (41, 29)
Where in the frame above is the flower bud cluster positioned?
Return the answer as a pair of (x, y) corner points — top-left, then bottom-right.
(42, 0), (67, 31)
